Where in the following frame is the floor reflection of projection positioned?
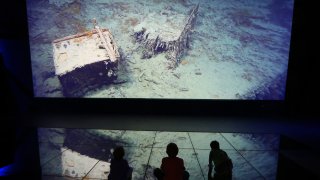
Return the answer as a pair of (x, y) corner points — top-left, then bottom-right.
(38, 128), (280, 180)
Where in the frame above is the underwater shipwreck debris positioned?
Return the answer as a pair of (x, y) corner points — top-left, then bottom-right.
(133, 4), (199, 68)
(52, 20), (120, 97)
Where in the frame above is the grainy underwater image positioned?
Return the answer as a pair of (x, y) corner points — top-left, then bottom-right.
(27, 0), (294, 99)
(39, 128), (280, 179)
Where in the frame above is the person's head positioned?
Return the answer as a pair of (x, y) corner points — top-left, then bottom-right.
(113, 146), (125, 160)
(210, 140), (220, 150)
(166, 143), (179, 157)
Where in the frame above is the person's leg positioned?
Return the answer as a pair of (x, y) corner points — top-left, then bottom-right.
(208, 165), (213, 180)
(213, 172), (221, 180)
(208, 166), (213, 180)
(213, 171), (231, 180)
(153, 168), (164, 180)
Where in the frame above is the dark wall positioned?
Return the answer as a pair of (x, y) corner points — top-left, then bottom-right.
(0, 1), (37, 177)
(0, 0), (318, 179)
(0, 0), (317, 118)
(285, 0), (317, 117)
(0, 0), (33, 114)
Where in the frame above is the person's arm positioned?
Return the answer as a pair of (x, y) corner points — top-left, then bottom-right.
(108, 160), (114, 179)
(208, 151), (213, 168)
(124, 160), (132, 179)
(160, 158), (165, 171)
(208, 151), (213, 179)
(181, 159), (186, 170)
(124, 159), (130, 170)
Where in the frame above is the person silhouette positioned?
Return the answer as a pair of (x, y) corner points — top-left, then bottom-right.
(208, 141), (233, 180)
(154, 142), (189, 180)
(108, 146), (132, 180)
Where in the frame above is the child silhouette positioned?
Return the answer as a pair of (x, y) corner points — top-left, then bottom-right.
(208, 141), (232, 180)
(154, 143), (189, 180)
(108, 146), (132, 180)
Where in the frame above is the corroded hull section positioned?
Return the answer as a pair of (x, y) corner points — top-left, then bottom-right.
(52, 27), (120, 97)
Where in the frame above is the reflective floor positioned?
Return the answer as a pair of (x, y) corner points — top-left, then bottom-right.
(38, 128), (279, 180)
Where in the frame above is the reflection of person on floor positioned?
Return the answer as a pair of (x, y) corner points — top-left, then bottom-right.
(154, 142), (190, 180)
(108, 146), (133, 180)
(208, 141), (233, 180)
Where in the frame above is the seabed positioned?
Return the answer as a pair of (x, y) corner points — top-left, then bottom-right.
(27, 0), (293, 99)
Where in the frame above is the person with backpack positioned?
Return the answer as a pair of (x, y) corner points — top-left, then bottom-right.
(208, 141), (233, 180)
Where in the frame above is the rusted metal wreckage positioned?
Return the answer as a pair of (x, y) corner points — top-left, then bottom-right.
(52, 4), (199, 96)
(52, 19), (120, 96)
(134, 4), (199, 68)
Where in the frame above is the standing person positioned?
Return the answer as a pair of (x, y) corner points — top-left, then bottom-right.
(108, 146), (132, 180)
(154, 143), (189, 180)
(208, 141), (233, 180)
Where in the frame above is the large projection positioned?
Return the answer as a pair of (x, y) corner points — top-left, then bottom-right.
(38, 128), (280, 180)
(27, 0), (294, 99)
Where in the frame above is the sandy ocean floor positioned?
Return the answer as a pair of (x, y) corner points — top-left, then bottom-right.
(27, 0), (293, 99)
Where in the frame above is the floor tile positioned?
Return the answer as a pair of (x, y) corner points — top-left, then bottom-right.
(118, 130), (157, 148)
(41, 175), (80, 180)
(38, 129), (281, 180)
(63, 129), (128, 162)
(126, 147), (152, 180)
(239, 150), (279, 180)
(84, 160), (110, 180)
(42, 147), (99, 178)
(189, 132), (234, 150)
(153, 131), (193, 148)
(145, 148), (204, 180)
(39, 142), (66, 166)
(65, 129), (156, 148)
(64, 129), (126, 147)
(221, 133), (280, 150)
(89, 129), (127, 139)
(84, 147), (152, 180)
(195, 149), (264, 180)
(38, 128), (66, 143)
(64, 141), (113, 163)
